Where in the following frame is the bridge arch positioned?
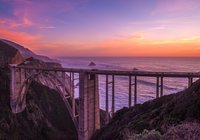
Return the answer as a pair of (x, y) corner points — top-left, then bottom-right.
(15, 70), (79, 131)
(10, 66), (101, 140)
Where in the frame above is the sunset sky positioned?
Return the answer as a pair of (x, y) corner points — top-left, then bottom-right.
(0, 0), (200, 57)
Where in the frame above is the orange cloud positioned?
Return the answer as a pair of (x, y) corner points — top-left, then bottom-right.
(127, 36), (144, 40)
(148, 40), (180, 44)
(127, 32), (146, 40)
(147, 36), (200, 44)
(181, 36), (200, 41)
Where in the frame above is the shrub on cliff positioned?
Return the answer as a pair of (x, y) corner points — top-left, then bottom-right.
(125, 122), (200, 140)
(91, 78), (200, 140)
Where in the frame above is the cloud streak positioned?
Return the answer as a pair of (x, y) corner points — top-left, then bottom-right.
(127, 35), (144, 40)
(181, 36), (200, 41)
(151, 0), (200, 15)
(152, 26), (166, 30)
(0, 29), (38, 43)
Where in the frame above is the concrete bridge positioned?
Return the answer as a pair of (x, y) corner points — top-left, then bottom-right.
(10, 66), (200, 140)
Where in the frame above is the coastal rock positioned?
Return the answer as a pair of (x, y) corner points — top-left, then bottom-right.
(76, 82), (79, 87)
(133, 68), (138, 71)
(89, 62), (96, 66)
(74, 82), (79, 89)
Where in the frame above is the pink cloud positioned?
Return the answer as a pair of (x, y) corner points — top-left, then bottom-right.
(13, 0), (32, 4)
(129, 22), (145, 25)
(130, 15), (200, 26)
(0, 29), (38, 43)
(127, 32), (146, 40)
(0, 17), (23, 28)
(152, 26), (166, 30)
(39, 26), (56, 29)
(1, 0), (91, 30)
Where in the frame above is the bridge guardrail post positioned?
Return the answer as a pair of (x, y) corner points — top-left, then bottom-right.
(105, 75), (109, 124)
(156, 77), (159, 98)
(111, 75), (115, 117)
(134, 76), (137, 105)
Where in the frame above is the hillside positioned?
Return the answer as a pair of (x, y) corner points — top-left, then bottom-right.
(91, 78), (200, 140)
(0, 39), (60, 63)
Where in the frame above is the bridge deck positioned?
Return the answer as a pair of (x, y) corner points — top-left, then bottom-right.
(13, 66), (200, 77)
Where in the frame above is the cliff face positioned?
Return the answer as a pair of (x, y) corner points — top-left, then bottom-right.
(91, 79), (200, 140)
(11, 51), (24, 64)
(0, 40), (24, 66)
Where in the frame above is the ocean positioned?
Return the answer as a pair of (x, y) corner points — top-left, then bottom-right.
(56, 57), (200, 112)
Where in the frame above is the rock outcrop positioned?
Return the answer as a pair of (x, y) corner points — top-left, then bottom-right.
(89, 62), (96, 66)
(0, 40), (24, 66)
(11, 51), (25, 64)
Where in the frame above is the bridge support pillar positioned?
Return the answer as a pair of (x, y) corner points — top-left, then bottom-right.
(188, 77), (193, 87)
(10, 67), (26, 113)
(79, 71), (100, 140)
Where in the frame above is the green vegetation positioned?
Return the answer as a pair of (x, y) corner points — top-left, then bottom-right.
(125, 122), (200, 140)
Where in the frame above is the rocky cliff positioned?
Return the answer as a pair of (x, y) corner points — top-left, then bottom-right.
(0, 40), (25, 66)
